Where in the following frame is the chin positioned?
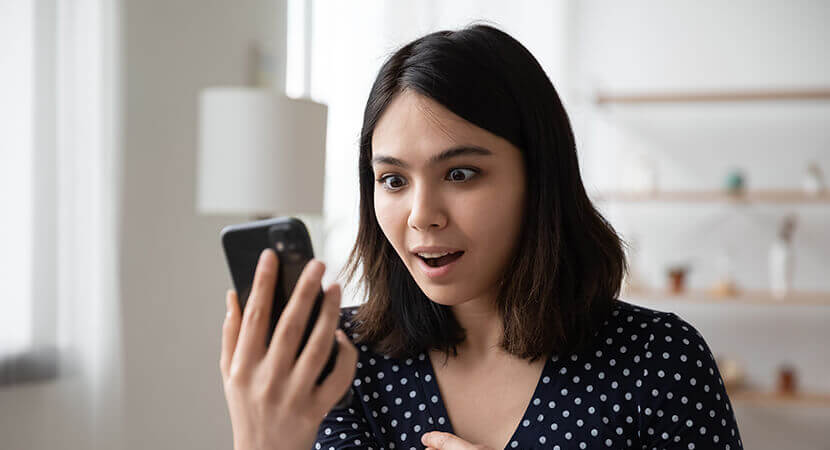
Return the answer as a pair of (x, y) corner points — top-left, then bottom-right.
(401, 256), (480, 305)
(412, 280), (473, 307)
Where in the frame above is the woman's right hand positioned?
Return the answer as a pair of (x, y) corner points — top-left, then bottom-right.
(220, 249), (358, 450)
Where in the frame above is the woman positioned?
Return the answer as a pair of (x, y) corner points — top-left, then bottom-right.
(221, 25), (743, 450)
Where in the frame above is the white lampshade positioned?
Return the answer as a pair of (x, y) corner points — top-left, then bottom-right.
(197, 87), (327, 216)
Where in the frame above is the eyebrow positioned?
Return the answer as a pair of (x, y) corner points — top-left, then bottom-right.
(371, 145), (493, 168)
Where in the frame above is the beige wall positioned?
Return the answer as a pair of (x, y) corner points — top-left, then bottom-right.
(120, 0), (281, 448)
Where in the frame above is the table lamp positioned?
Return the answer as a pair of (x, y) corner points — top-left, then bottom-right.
(196, 87), (327, 218)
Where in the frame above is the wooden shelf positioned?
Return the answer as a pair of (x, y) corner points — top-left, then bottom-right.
(595, 88), (830, 105)
(593, 189), (830, 204)
(624, 289), (830, 307)
(729, 390), (830, 407)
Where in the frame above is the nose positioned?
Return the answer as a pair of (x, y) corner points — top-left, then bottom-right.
(407, 184), (447, 231)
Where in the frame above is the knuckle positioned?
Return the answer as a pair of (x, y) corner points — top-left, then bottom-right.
(293, 407), (321, 430)
(280, 321), (303, 342)
(326, 293), (341, 314)
(227, 362), (249, 383)
(296, 280), (318, 300)
(282, 387), (305, 411)
(253, 380), (275, 402)
(245, 307), (261, 322)
(305, 340), (327, 363)
(317, 309), (337, 330)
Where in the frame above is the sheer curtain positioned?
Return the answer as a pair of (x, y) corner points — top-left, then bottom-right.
(4, 0), (125, 447)
(54, 0), (125, 445)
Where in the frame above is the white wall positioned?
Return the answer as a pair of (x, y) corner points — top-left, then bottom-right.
(571, 1), (830, 448)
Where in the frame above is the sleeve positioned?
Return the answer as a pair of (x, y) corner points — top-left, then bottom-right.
(312, 399), (381, 449)
(311, 307), (384, 450)
(638, 313), (743, 450)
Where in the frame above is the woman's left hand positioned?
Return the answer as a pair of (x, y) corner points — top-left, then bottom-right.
(421, 431), (496, 450)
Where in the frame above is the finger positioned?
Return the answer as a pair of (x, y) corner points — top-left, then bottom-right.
(311, 328), (358, 411)
(269, 259), (325, 374)
(234, 249), (279, 366)
(287, 282), (342, 394)
(220, 289), (241, 380)
(421, 431), (471, 450)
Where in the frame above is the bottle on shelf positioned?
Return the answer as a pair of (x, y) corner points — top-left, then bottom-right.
(768, 214), (797, 299)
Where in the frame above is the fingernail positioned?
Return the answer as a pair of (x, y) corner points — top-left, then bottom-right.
(310, 259), (325, 277)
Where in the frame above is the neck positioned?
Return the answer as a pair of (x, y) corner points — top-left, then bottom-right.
(446, 294), (505, 363)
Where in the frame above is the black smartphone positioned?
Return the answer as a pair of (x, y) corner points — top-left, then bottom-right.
(220, 216), (352, 409)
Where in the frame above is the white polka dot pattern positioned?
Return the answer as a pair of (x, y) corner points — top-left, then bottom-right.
(312, 300), (743, 449)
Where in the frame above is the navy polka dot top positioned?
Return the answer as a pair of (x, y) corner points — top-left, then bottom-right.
(313, 300), (743, 449)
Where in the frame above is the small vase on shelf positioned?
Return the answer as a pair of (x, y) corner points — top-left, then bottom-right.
(708, 250), (739, 297)
(776, 364), (798, 396)
(768, 215), (797, 300)
(724, 168), (746, 196)
(666, 264), (690, 295)
(802, 162), (826, 195)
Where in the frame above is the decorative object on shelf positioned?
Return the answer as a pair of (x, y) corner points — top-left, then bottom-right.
(666, 264), (690, 294)
(768, 214), (797, 299)
(715, 355), (746, 391)
(802, 162), (826, 195)
(776, 364), (798, 395)
(708, 250), (739, 297)
(723, 168), (745, 196)
(709, 278), (739, 298)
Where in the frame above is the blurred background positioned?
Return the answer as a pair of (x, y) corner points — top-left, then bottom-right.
(1, 0), (828, 449)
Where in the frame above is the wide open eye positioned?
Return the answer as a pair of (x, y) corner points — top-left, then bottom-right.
(446, 168), (479, 182)
(378, 174), (407, 191)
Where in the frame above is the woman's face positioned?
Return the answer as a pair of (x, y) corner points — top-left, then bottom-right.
(371, 89), (526, 307)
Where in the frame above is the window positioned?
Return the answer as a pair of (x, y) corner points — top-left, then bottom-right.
(0, 0), (35, 357)
(0, 0), (59, 385)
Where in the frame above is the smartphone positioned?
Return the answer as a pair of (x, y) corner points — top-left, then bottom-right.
(221, 216), (352, 409)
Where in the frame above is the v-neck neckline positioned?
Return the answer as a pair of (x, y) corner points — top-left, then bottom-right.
(417, 351), (553, 449)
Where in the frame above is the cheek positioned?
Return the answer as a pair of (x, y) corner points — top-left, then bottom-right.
(374, 193), (407, 250)
(451, 180), (524, 244)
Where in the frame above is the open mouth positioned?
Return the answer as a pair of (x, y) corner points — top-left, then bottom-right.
(417, 251), (464, 267)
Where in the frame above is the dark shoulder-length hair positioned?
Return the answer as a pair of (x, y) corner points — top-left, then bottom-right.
(342, 24), (627, 363)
